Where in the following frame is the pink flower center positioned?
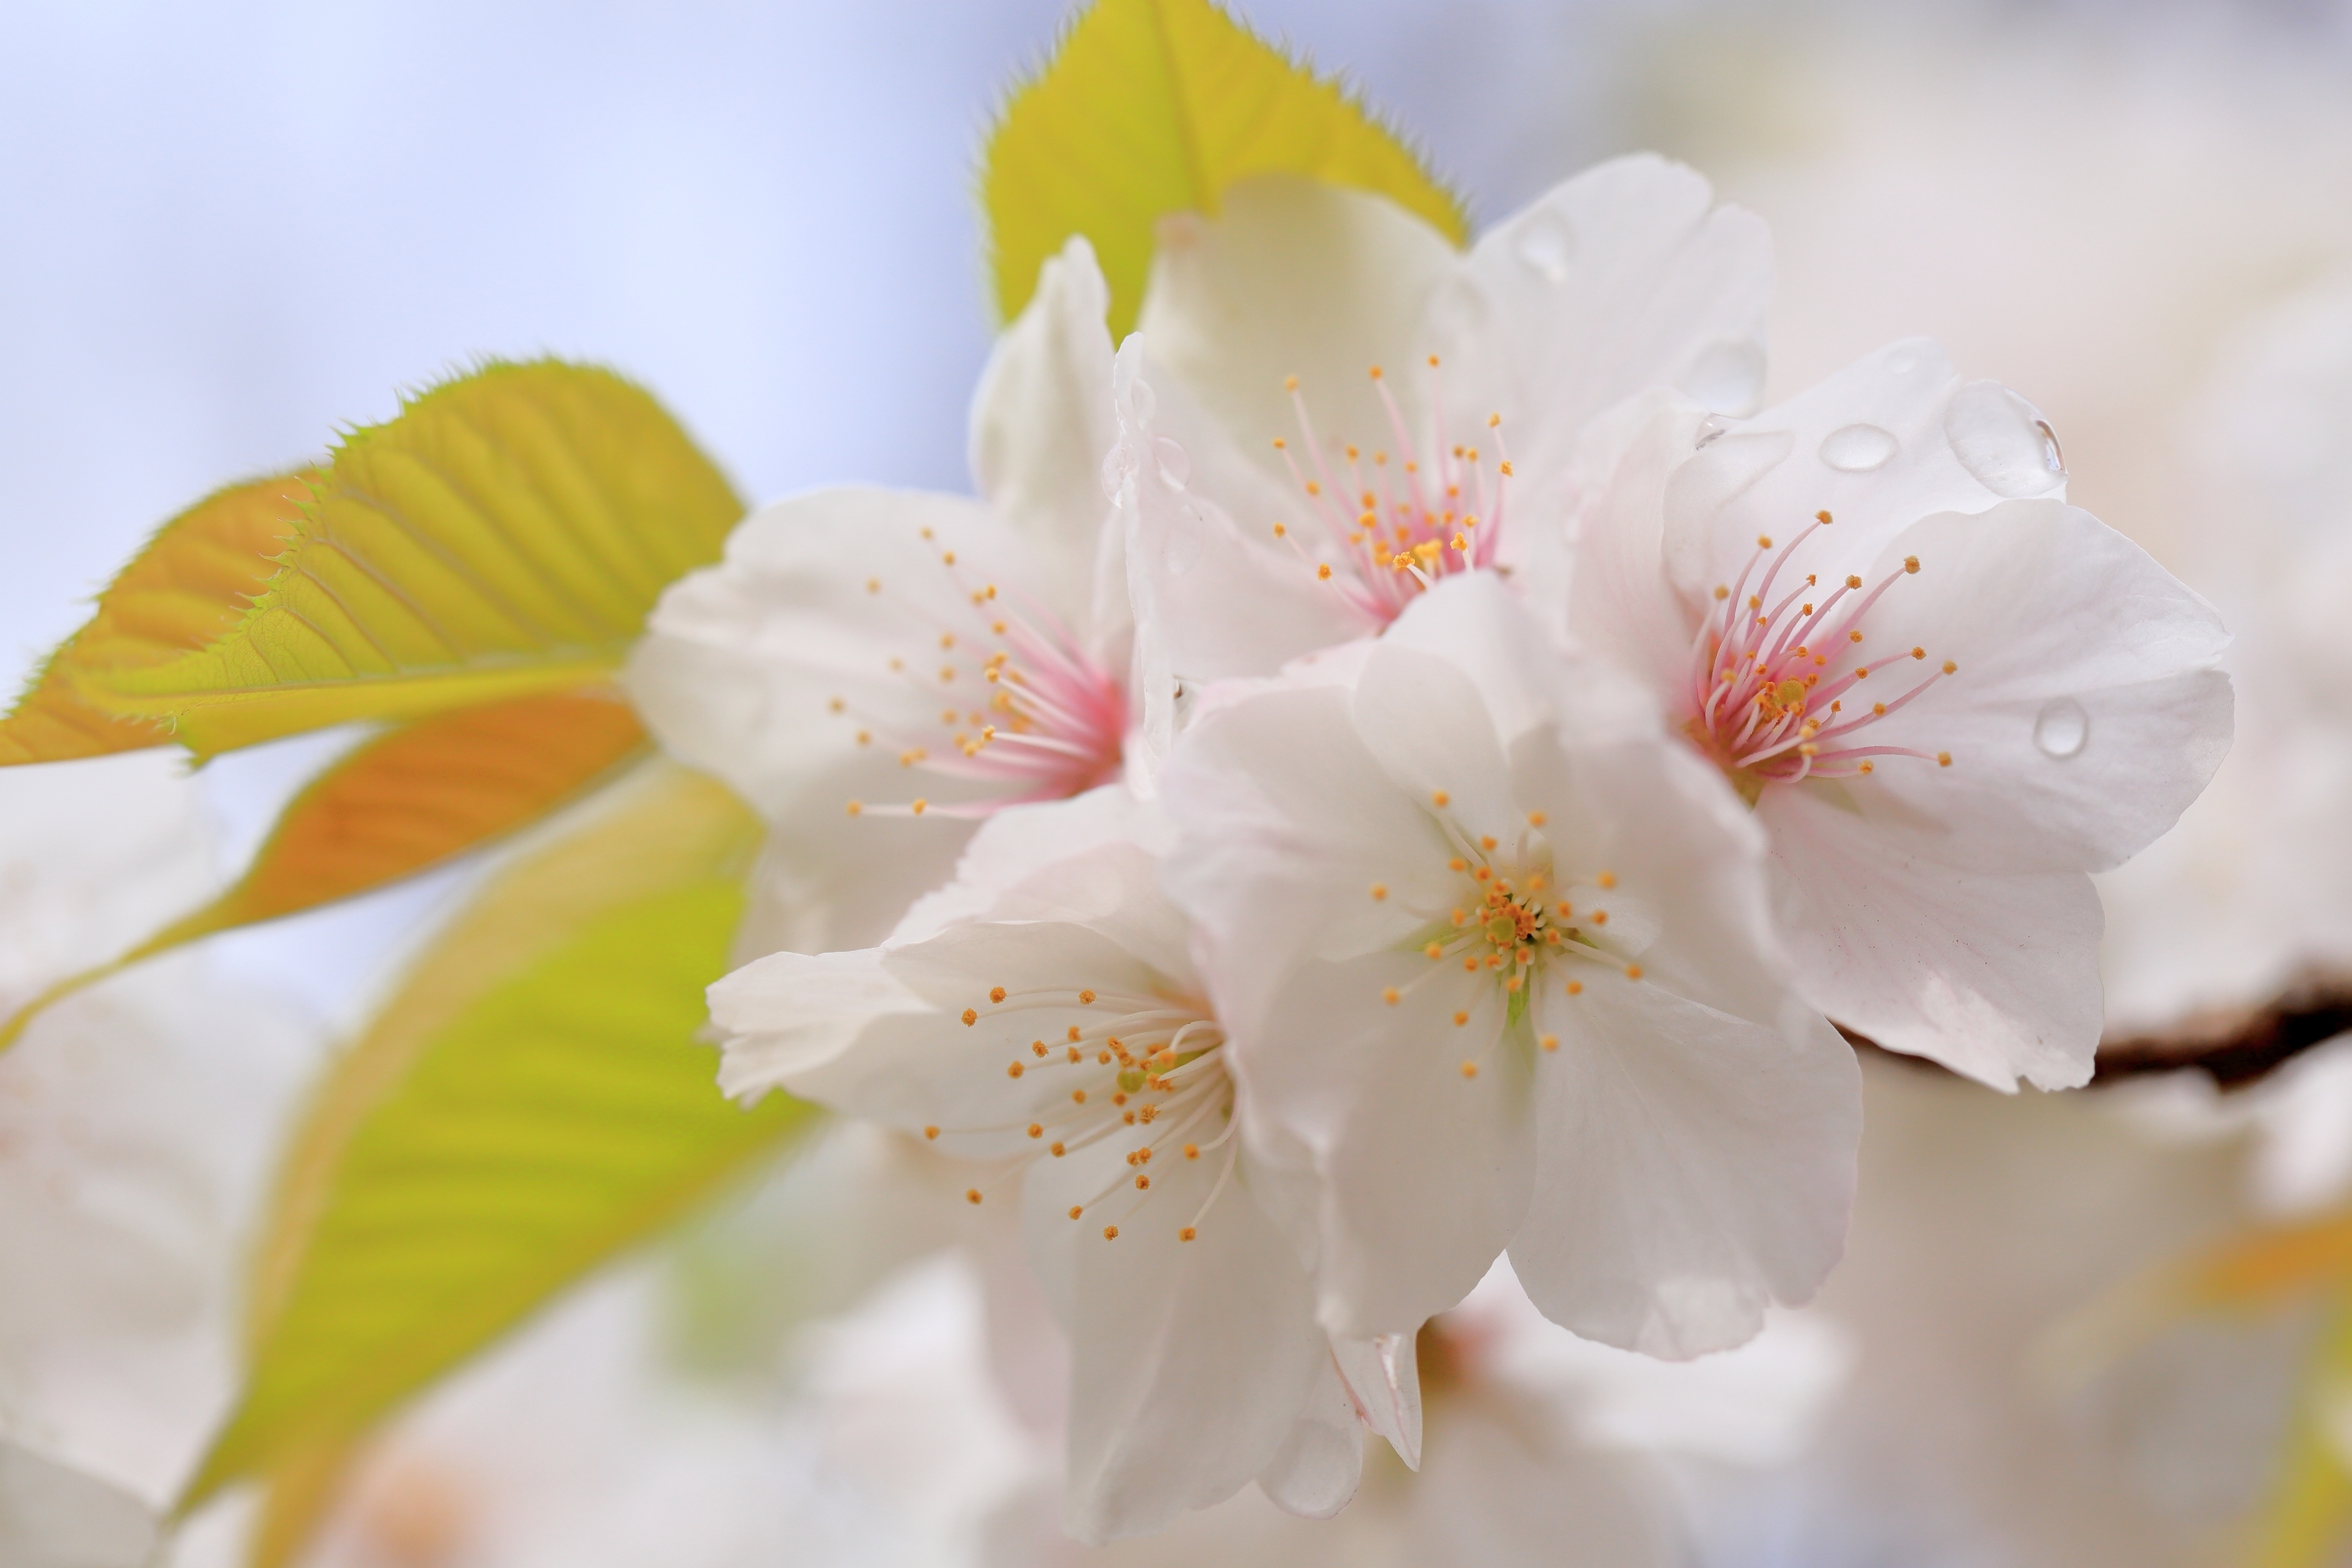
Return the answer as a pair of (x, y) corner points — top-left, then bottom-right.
(837, 535), (1127, 820)
(1683, 510), (1955, 803)
(1269, 356), (1514, 626)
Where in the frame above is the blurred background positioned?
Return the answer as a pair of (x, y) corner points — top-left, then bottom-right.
(9, 1), (2352, 1563)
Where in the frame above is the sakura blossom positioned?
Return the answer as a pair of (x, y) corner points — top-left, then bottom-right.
(705, 788), (1409, 1542)
(1554, 342), (2232, 1091)
(627, 238), (1131, 949)
(1157, 572), (1860, 1358)
(1108, 155), (1771, 773)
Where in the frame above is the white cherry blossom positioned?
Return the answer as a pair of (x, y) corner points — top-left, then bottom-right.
(1555, 341), (2233, 1090)
(1107, 155), (1772, 774)
(627, 238), (1131, 950)
(1158, 572), (1860, 1358)
(705, 788), (1408, 1542)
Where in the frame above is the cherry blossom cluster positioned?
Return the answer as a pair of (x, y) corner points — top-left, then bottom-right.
(624, 157), (2232, 1542)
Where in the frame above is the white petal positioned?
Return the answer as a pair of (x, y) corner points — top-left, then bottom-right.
(1853, 501), (2234, 873)
(713, 920), (1167, 1160)
(1381, 570), (1659, 750)
(1240, 952), (1534, 1339)
(1514, 971), (1858, 1359)
(1252, 1357), (1366, 1519)
(1159, 681), (1443, 1033)
(1021, 1128), (1327, 1543)
(889, 784), (1172, 946)
(1330, 1330), (1424, 1470)
(1138, 173), (1456, 487)
(627, 486), (1042, 818)
(1552, 387), (1726, 694)
(736, 790), (975, 956)
(706, 946), (929, 1103)
(1432, 154), (1772, 521)
(1762, 784), (2107, 1090)
(1112, 343), (1377, 782)
(1660, 339), (2024, 604)
(969, 234), (1123, 646)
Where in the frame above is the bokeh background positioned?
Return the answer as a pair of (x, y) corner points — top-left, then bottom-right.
(11, 2), (2352, 1564)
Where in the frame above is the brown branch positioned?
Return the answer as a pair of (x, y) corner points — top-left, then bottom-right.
(1835, 969), (2352, 1091)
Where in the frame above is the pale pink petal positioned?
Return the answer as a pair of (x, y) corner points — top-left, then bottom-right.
(1658, 339), (2030, 605)
(1762, 784), (2107, 1090)
(1020, 1113), (1328, 1543)
(1330, 1330), (1423, 1471)
(1434, 154), (1772, 532)
(1515, 973), (1858, 1358)
(1138, 174), (1456, 489)
(1851, 501), (2233, 873)
(969, 235), (1123, 649)
(1252, 1359), (1366, 1519)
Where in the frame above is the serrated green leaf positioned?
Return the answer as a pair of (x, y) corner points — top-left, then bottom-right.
(183, 762), (813, 1510)
(0, 470), (316, 765)
(76, 361), (742, 757)
(985, 0), (1468, 337)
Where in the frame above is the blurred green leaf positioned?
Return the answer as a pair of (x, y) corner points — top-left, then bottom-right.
(183, 762), (815, 1512)
(985, 0), (1468, 337)
(2255, 1292), (2352, 1568)
(78, 361), (742, 757)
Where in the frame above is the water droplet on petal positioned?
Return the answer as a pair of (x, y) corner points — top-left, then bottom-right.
(1819, 423), (1899, 473)
(1944, 380), (2067, 498)
(1152, 436), (1190, 489)
(1681, 339), (1766, 416)
(1674, 429), (1795, 515)
(1515, 210), (1573, 283)
(1099, 445), (1134, 498)
(1694, 416), (1730, 451)
(2033, 698), (2089, 759)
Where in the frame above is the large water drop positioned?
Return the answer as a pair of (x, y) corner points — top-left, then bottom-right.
(2032, 698), (2089, 760)
(1945, 381), (2067, 498)
(1152, 436), (1190, 489)
(1819, 423), (1899, 473)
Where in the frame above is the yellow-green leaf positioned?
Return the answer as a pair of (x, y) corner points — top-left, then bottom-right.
(985, 0), (1468, 336)
(183, 762), (813, 1508)
(0, 687), (652, 1051)
(0, 470), (317, 765)
(2254, 1292), (2352, 1568)
(76, 361), (742, 757)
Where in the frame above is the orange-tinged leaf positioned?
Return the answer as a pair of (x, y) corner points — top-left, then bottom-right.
(0, 688), (651, 1050)
(153, 687), (648, 946)
(0, 470), (316, 765)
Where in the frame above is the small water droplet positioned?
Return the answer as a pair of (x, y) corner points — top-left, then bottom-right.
(1681, 339), (1766, 416)
(1152, 436), (1190, 489)
(1819, 423), (1899, 473)
(1515, 210), (1574, 283)
(1099, 445), (1134, 498)
(1694, 416), (1730, 451)
(1944, 380), (2067, 498)
(2033, 698), (2089, 760)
